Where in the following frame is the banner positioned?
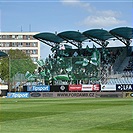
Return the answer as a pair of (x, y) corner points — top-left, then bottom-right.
(116, 84), (133, 92)
(50, 85), (69, 92)
(7, 92), (30, 98)
(0, 85), (8, 90)
(30, 92), (95, 98)
(96, 92), (123, 98)
(30, 92), (42, 98)
(92, 84), (100, 91)
(101, 84), (116, 91)
(27, 85), (50, 92)
(82, 84), (93, 91)
(56, 92), (95, 98)
(124, 92), (133, 98)
(69, 84), (82, 91)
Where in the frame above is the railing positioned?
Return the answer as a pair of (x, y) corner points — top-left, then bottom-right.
(112, 48), (127, 73)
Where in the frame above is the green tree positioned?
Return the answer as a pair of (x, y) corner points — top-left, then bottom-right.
(0, 49), (37, 82)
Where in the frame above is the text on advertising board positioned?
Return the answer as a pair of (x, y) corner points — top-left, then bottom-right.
(30, 92), (41, 97)
(50, 85), (69, 92)
(7, 92), (29, 98)
(56, 92), (95, 97)
(82, 84), (93, 91)
(116, 84), (133, 91)
(27, 85), (50, 92)
(82, 84), (101, 91)
(69, 85), (82, 91)
(101, 85), (116, 91)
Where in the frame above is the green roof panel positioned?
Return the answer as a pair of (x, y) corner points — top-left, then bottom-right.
(33, 32), (64, 43)
(57, 31), (87, 42)
(83, 29), (114, 41)
(109, 27), (133, 39)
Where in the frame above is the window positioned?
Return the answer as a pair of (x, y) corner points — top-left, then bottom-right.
(26, 43), (30, 47)
(5, 42), (10, 47)
(31, 50), (37, 54)
(17, 35), (23, 39)
(26, 35), (30, 40)
(5, 35), (10, 39)
(31, 57), (38, 62)
(18, 42), (23, 47)
(12, 35), (16, 39)
(26, 50), (30, 54)
(0, 42), (3, 47)
(12, 42), (17, 47)
(32, 42), (37, 47)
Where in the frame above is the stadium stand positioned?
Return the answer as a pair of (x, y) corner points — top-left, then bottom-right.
(31, 27), (133, 85)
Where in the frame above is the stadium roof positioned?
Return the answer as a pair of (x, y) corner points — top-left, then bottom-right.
(57, 31), (87, 42)
(0, 51), (8, 57)
(33, 27), (133, 48)
(57, 31), (87, 48)
(83, 29), (114, 41)
(33, 32), (64, 46)
(109, 27), (133, 46)
(110, 27), (133, 40)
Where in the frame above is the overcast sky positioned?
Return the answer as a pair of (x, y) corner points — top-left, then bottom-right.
(0, 0), (132, 59)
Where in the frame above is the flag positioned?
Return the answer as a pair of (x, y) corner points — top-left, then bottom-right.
(73, 51), (78, 57)
(66, 66), (72, 72)
(25, 71), (37, 81)
(90, 46), (100, 66)
(82, 58), (89, 66)
(59, 44), (65, 50)
(54, 74), (70, 80)
(40, 70), (46, 76)
(36, 59), (45, 67)
(86, 45), (91, 52)
(25, 71), (33, 79)
(93, 44), (97, 49)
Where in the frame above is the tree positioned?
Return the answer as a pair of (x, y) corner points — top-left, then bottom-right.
(0, 49), (37, 82)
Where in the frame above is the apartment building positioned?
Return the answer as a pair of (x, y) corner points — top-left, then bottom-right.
(0, 32), (40, 62)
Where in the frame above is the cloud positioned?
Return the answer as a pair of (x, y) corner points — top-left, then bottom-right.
(80, 15), (126, 28)
(60, 0), (81, 5)
(60, 0), (127, 28)
(60, 0), (93, 12)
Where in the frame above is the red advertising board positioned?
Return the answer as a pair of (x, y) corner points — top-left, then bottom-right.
(92, 84), (100, 91)
(69, 84), (82, 91)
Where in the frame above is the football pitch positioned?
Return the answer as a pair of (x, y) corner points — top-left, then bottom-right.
(0, 98), (133, 133)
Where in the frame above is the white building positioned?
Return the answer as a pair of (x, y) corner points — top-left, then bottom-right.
(0, 32), (40, 62)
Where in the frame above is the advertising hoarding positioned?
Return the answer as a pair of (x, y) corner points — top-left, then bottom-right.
(116, 84), (133, 92)
(96, 92), (123, 98)
(101, 84), (116, 91)
(92, 84), (100, 91)
(124, 92), (133, 98)
(7, 92), (30, 98)
(30, 92), (95, 98)
(56, 92), (95, 98)
(69, 84), (82, 91)
(27, 85), (50, 92)
(82, 84), (93, 91)
(50, 85), (69, 92)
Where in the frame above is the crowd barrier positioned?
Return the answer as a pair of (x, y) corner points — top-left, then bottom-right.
(5, 84), (133, 98)
(24, 84), (133, 92)
(6, 92), (125, 98)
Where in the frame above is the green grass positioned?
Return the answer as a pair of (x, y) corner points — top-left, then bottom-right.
(0, 98), (133, 133)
